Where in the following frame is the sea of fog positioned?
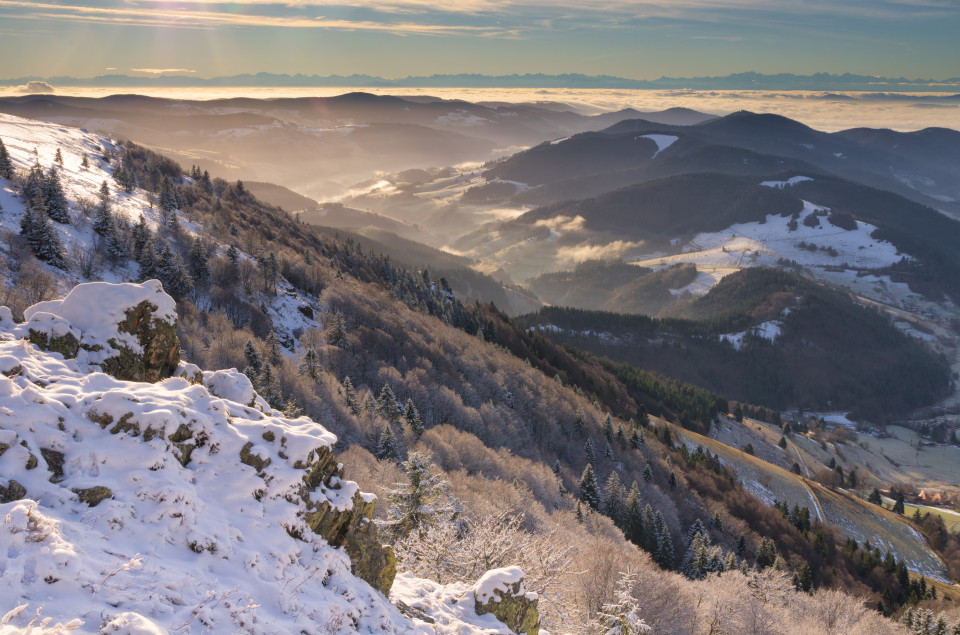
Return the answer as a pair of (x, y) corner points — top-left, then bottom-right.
(1, 86), (958, 132)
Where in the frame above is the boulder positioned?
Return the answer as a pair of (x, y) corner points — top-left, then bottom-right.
(22, 280), (180, 382)
(471, 567), (540, 635)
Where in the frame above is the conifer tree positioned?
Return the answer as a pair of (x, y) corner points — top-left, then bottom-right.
(188, 236), (209, 282)
(654, 511), (675, 569)
(584, 438), (597, 467)
(41, 167), (69, 223)
(868, 487), (883, 505)
(596, 570), (650, 634)
(604, 440), (615, 461)
(603, 471), (627, 527)
(264, 331), (283, 366)
(132, 214), (150, 255)
(625, 482), (644, 545)
(404, 398), (424, 437)
(642, 463), (653, 483)
(80, 154), (89, 169)
(105, 220), (129, 265)
(893, 492), (906, 515)
(0, 138), (12, 178)
(243, 340), (262, 374)
(376, 384), (402, 422)
(298, 347), (322, 381)
(341, 376), (360, 415)
(92, 197), (113, 237)
(579, 463), (601, 511)
(158, 175), (177, 211)
(376, 425), (401, 463)
(385, 451), (457, 540)
(603, 414), (614, 442)
(54, 148), (63, 166)
(256, 363), (283, 409)
(327, 311), (349, 349)
(136, 243), (158, 282)
(756, 537), (778, 569)
(226, 243), (239, 264)
(629, 428), (641, 449)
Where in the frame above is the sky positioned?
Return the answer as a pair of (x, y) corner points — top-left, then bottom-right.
(0, 0), (958, 80)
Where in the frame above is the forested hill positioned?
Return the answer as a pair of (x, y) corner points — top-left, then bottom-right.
(519, 267), (952, 419)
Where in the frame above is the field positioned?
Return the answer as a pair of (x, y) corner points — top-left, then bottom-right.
(675, 423), (952, 582)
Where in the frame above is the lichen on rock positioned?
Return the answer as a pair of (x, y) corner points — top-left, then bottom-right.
(73, 486), (113, 507)
(471, 567), (540, 635)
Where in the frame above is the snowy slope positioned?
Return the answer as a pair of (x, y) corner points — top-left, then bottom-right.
(0, 113), (317, 352)
(0, 114), (534, 635)
(0, 281), (531, 634)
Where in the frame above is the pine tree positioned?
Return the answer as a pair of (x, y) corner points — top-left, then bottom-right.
(54, 148), (63, 166)
(132, 214), (150, 255)
(158, 175), (177, 211)
(604, 440), (615, 461)
(243, 340), (263, 376)
(575, 406), (586, 436)
(80, 154), (89, 170)
(642, 463), (653, 483)
(579, 463), (601, 511)
(33, 211), (67, 269)
(629, 428), (641, 449)
(136, 243), (158, 282)
(596, 570), (650, 634)
(654, 511), (675, 569)
(256, 363), (283, 409)
(625, 483), (644, 545)
(584, 438), (597, 466)
(327, 310), (349, 349)
(41, 167), (69, 223)
(375, 425), (401, 463)
(92, 198), (113, 237)
(189, 236), (209, 282)
(105, 220), (129, 265)
(603, 414), (614, 442)
(341, 376), (360, 415)
(376, 384), (402, 422)
(868, 487), (883, 505)
(893, 492), (906, 515)
(385, 451), (457, 540)
(603, 471), (627, 527)
(298, 347), (322, 381)
(0, 138), (12, 178)
(264, 331), (283, 366)
(793, 561), (813, 592)
(668, 470), (677, 488)
(756, 537), (778, 569)
(404, 398), (424, 437)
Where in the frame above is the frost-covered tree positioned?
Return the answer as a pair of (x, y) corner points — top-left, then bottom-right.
(596, 570), (650, 634)
(136, 243), (157, 282)
(603, 414), (615, 442)
(158, 175), (177, 211)
(256, 363), (283, 409)
(385, 451), (458, 540)
(263, 331), (283, 366)
(375, 425), (401, 463)
(0, 138), (12, 178)
(584, 438), (597, 467)
(327, 310), (349, 349)
(756, 537), (778, 569)
(625, 482), (644, 545)
(341, 376), (360, 415)
(653, 511), (675, 569)
(188, 236), (209, 282)
(376, 384), (402, 422)
(92, 194), (113, 237)
(131, 215), (150, 256)
(579, 463), (601, 511)
(105, 220), (129, 265)
(54, 148), (63, 166)
(41, 167), (69, 223)
(404, 398), (424, 437)
(80, 153), (89, 169)
(604, 471), (627, 527)
(298, 347), (321, 381)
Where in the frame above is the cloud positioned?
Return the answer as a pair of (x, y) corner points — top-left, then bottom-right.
(0, 0), (516, 36)
(131, 68), (196, 74)
(19, 80), (54, 93)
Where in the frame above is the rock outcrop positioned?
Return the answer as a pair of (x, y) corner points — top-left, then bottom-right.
(471, 567), (541, 635)
(19, 279), (180, 382)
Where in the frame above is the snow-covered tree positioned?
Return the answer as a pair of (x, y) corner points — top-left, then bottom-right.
(158, 175), (177, 211)
(375, 425), (401, 463)
(376, 384), (402, 422)
(0, 138), (12, 178)
(579, 463), (601, 511)
(596, 570), (650, 634)
(41, 167), (69, 223)
(341, 376), (360, 415)
(328, 310), (349, 349)
(298, 347), (321, 381)
(604, 471), (627, 527)
(385, 451), (458, 540)
(404, 398), (424, 437)
(585, 438), (597, 467)
(188, 236), (209, 282)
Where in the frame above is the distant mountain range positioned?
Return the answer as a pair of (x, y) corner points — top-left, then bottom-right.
(3, 71), (960, 91)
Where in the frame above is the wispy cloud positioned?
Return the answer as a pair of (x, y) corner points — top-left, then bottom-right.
(0, 0), (518, 36)
(130, 68), (196, 73)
